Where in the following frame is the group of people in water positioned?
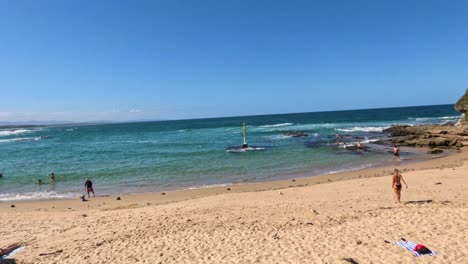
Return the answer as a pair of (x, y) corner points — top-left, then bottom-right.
(29, 173), (95, 198)
(1, 134), (406, 204)
(335, 133), (401, 160)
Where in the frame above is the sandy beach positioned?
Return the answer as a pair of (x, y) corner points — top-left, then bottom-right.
(1, 149), (467, 264)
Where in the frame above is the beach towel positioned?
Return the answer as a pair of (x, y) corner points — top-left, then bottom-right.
(392, 240), (437, 257)
(0, 246), (25, 260)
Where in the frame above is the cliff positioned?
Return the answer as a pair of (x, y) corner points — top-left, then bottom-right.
(454, 88), (468, 122)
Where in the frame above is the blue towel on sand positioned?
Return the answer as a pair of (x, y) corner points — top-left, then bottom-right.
(0, 246), (25, 259)
(393, 241), (437, 257)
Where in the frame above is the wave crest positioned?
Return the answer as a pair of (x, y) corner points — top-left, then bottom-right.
(0, 191), (78, 201)
(335, 126), (388, 133)
(259, 123), (293, 128)
(0, 129), (32, 137)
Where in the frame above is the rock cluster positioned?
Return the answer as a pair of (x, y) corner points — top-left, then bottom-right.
(384, 89), (468, 150)
(282, 131), (308, 137)
(383, 124), (467, 149)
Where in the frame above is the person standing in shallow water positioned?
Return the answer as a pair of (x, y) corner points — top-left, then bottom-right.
(85, 178), (95, 198)
(50, 172), (56, 182)
(392, 169), (408, 203)
(393, 145), (400, 160)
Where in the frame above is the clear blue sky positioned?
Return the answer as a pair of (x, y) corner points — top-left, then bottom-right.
(1, 0), (467, 122)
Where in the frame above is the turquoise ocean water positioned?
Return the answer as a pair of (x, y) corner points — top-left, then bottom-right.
(0, 105), (459, 201)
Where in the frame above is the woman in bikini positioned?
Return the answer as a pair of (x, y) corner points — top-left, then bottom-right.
(392, 169), (408, 203)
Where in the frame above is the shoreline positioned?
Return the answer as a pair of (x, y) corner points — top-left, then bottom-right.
(1, 147), (467, 263)
(0, 142), (443, 203)
(2, 147), (465, 212)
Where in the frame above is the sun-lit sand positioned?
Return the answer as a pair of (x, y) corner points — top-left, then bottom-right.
(1, 149), (467, 264)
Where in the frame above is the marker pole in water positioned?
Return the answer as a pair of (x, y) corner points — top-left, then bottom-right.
(242, 122), (249, 148)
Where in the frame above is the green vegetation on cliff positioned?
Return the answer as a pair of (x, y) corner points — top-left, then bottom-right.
(454, 89), (468, 120)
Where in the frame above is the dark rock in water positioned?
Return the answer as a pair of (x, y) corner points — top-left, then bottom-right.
(226, 146), (268, 153)
(383, 125), (422, 137)
(343, 144), (370, 151)
(428, 148), (443, 154)
(371, 140), (386, 145)
(283, 131), (308, 137)
(444, 121), (456, 126)
(304, 141), (321, 148)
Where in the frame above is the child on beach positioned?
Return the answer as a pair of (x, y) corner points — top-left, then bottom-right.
(85, 178), (95, 198)
(392, 169), (408, 203)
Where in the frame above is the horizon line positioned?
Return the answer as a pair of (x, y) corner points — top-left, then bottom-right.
(0, 103), (457, 128)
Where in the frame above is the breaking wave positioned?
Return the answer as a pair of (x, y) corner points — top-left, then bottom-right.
(0, 129), (32, 137)
(259, 123), (293, 128)
(0, 191), (78, 201)
(408, 115), (460, 122)
(0, 137), (42, 143)
(335, 126), (389, 133)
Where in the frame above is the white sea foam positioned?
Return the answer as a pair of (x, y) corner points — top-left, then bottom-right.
(267, 135), (294, 140)
(259, 123), (293, 128)
(0, 191), (78, 201)
(186, 183), (229, 190)
(408, 115), (460, 122)
(337, 138), (380, 149)
(0, 137), (42, 143)
(226, 147), (266, 153)
(335, 126), (389, 133)
(0, 129), (32, 137)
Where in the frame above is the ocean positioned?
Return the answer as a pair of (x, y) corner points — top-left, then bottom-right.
(0, 104), (459, 201)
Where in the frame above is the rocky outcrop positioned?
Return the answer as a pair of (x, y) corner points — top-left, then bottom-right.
(382, 90), (468, 149)
(427, 148), (443, 154)
(383, 124), (467, 149)
(455, 89), (468, 126)
(454, 89), (468, 114)
(283, 131), (308, 137)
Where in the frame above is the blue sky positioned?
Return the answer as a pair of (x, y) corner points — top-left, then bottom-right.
(0, 0), (467, 122)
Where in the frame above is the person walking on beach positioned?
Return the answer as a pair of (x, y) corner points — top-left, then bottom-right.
(392, 169), (408, 203)
(393, 145), (400, 160)
(85, 178), (95, 198)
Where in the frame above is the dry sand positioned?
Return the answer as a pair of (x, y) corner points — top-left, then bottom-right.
(1, 149), (467, 264)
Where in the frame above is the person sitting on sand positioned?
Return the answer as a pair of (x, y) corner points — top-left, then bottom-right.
(50, 172), (56, 182)
(392, 169), (408, 203)
(393, 145), (400, 160)
(85, 178), (95, 198)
